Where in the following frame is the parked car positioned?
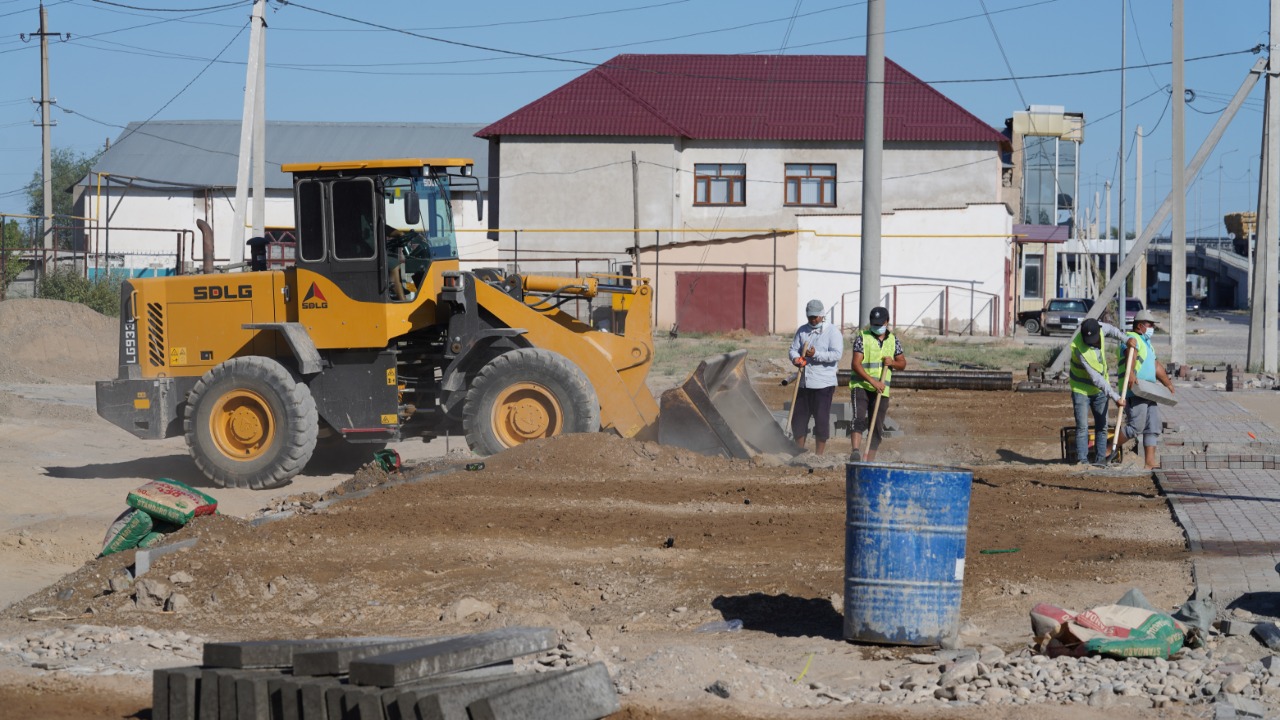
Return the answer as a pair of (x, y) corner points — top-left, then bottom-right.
(1018, 297), (1095, 336)
(1124, 298), (1144, 329)
(1186, 296), (1202, 313)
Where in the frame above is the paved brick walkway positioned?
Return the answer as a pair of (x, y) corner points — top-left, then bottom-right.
(1154, 387), (1280, 613)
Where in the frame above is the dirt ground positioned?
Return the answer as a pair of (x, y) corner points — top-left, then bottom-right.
(0, 300), (1197, 719)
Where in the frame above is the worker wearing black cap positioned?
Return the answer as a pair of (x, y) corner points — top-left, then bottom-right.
(1069, 317), (1137, 465)
(849, 306), (906, 461)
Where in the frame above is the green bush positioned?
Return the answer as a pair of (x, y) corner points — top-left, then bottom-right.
(37, 267), (122, 317)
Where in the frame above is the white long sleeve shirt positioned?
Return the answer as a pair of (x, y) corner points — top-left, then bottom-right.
(788, 321), (844, 389)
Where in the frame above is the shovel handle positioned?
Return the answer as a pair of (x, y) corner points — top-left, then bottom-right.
(1110, 345), (1138, 457)
(785, 342), (811, 438)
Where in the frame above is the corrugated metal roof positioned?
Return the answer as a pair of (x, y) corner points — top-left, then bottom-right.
(82, 121), (489, 190)
(478, 54), (1004, 144)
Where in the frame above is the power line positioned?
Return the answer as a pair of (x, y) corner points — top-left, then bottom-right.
(975, 0), (1028, 108)
(90, 0), (250, 12)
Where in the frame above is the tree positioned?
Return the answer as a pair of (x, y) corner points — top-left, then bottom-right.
(1, 219), (27, 299)
(25, 147), (95, 245)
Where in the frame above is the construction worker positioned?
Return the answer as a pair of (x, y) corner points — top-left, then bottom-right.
(849, 306), (906, 462)
(1070, 317), (1137, 465)
(1114, 310), (1176, 469)
(788, 299), (844, 454)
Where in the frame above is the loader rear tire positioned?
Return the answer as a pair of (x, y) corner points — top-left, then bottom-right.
(184, 357), (318, 489)
(463, 348), (599, 456)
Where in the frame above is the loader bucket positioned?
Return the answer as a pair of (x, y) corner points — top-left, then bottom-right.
(659, 350), (800, 459)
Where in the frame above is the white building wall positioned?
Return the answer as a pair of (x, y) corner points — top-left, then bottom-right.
(76, 187), (486, 271)
(493, 136), (1001, 277)
(796, 204), (1012, 335)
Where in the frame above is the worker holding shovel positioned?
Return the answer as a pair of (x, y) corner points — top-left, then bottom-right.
(787, 299), (844, 455)
(1069, 318), (1136, 466)
(849, 306), (907, 462)
(1112, 310), (1176, 469)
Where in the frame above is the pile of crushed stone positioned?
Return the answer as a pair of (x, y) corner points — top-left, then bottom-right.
(0, 299), (116, 384)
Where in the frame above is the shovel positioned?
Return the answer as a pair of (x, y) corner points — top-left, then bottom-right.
(857, 364), (889, 460)
(1105, 345), (1137, 464)
(784, 342), (810, 439)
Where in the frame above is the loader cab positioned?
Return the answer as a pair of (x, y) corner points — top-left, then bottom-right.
(285, 158), (465, 304)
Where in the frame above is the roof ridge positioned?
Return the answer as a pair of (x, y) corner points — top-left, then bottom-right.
(594, 63), (691, 138)
(885, 59), (1001, 139)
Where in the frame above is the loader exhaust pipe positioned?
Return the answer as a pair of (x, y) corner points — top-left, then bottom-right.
(196, 218), (214, 274)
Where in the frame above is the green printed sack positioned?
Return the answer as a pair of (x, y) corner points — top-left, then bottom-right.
(136, 531), (167, 550)
(101, 508), (153, 557)
(127, 478), (218, 526)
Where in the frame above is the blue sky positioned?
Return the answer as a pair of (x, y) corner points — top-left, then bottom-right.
(0, 0), (1267, 238)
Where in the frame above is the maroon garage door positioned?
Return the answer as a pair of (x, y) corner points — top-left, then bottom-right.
(675, 271), (770, 334)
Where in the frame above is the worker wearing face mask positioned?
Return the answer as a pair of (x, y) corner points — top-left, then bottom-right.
(849, 306), (907, 462)
(1114, 310), (1176, 469)
(788, 299), (845, 455)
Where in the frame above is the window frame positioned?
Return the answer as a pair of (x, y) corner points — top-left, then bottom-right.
(784, 163), (837, 207)
(296, 179), (326, 263)
(693, 163), (747, 206)
(1022, 253), (1043, 300)
(329, 177), (379, 263)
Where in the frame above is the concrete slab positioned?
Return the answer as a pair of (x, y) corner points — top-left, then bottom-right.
(466, 663), (620, 720)
(324, 685), (346, 720)
(348, 627), (556, 688)
(204, 637), (405, 669)
(414, 674), (544, 720)
(268, 677), (300, 720)
(198, 669), (222, 720)
(135, 538), (198, 577)
(296, 678), (339, 720)
(379, 664), (518, 720)
(153, 668), (171, 720)
(168, 666), (203, 720)
(292, 637), (452, 676)
(235, 674), (272, 720)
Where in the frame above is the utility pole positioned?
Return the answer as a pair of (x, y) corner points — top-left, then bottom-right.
(1170, 0), (1186, 365)
(860, 0), (885, 326)
(631, 150), (639, 261)
(230, 0), (267, 264)
(1135, 126), (1146, 302)
(1118, 0), (1128, 328)
(1249, 0), (1280, 372)
(25, 3), (66, 256)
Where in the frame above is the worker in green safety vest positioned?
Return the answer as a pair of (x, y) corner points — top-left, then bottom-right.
(1070, 317), (1137, 465)
(849, 306), (907, 462)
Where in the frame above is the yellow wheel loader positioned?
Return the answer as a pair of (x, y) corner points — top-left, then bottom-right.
(95, 158), (660, 489)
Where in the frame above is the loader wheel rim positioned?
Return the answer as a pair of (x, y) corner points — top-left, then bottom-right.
(493, 382), (562, 445)
(210, 389), (275, 460)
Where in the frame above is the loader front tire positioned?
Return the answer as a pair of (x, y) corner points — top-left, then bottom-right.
(184, 357), (318, 489)
(463, 348), (599, 456)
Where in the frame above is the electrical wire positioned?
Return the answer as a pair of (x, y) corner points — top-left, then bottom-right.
(0, 0), (73, 19)
(975, 0), (1027, 109)
(0, 2), (247, 54)
(1125, 0), (1163, 92)
(90, 0), (250, 12)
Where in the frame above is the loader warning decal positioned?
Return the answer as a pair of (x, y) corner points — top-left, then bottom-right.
(302, 282), (328, 310)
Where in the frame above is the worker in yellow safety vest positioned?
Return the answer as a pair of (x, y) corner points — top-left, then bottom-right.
(849, 306), (907, 462)
(1114, 310), (1176, 469)
(1069, 317), (1136, 466)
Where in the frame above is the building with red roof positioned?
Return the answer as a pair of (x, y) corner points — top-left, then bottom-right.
(477, 54), (1014, 334)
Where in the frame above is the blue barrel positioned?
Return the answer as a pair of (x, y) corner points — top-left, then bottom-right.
(844, 462), (973, 646)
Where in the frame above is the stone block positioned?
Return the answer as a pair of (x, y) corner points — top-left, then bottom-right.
(168, 666), (203, 720)
(296, 678), (339, 720)
(293, 637), (452, 676)
(466, 663), (620, 720)
(1219, 619), (1257, 637)
(198, 669), (222, 720)
(204, 637), (405, 669)
(349, 627), (556, 688)
(267, 677), (300, 720)
(325, 685), (346, 720)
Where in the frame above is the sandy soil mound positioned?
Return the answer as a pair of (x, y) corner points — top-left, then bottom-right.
(0, 299), (117, 384)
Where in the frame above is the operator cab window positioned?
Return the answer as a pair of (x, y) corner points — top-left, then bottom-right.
(331, 178), (378, 261)
(296, 180), (325, 262)
(382, 175), (458, 302)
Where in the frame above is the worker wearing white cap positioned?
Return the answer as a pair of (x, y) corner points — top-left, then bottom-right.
(1114, 309), (1176, 469)
(788, 299), (844, 454)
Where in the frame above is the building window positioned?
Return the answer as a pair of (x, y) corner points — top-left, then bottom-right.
(1023, 253), (1043, 299)
(785, 163), (836, 206)
(694, 164), (745, 205)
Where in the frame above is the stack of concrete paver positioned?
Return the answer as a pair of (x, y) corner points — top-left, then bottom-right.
(150, 626), (620, 720)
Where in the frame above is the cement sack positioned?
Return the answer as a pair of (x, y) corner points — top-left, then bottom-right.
(127, 479), (217, 526)
(1031, 602), (1185, 659)
(136, 531), (167, 550)
(101, 508), (153, 557)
